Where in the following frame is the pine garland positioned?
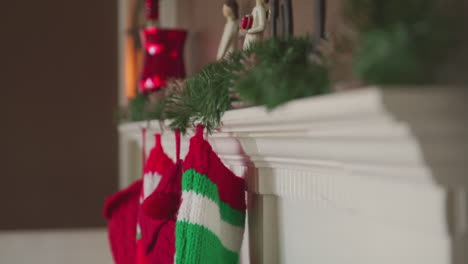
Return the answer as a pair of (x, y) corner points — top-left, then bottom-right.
(120, 92), (166, 122)
(163, 37), (330, 133)
(165, 59), (236, 133)
(128, 93), (149, 121)
(346, 0), (463, 85)
(120, 1), (463, 131)
(234, 37), (330, 109)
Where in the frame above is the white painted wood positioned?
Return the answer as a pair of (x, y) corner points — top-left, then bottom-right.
(276, 198), (450, 264)
(118, 87), (468, 264)
(0, 229), (112, 264)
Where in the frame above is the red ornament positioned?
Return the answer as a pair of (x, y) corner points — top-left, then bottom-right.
(241, 14), (254, 30)
(139, 27), (187, 93)
(145, 0), (159, 20)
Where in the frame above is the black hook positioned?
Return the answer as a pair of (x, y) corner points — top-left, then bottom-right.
(314, 0), (327, 43)
(270, 0), (294, 38)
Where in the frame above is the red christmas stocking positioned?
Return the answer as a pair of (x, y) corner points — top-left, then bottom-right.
(137, 133), (174, 264)
(140, 130), (183, 263)
(103, 180), (142, 264)
(175, 126), (246, 264)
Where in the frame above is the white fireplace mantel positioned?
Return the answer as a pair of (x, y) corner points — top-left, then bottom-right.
(118, 87), (468, 264)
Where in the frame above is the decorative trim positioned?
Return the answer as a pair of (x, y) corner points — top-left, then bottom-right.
(119, 87), (468, 241)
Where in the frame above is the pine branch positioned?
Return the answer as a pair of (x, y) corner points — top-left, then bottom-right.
(166, 61), (235, 134)
(233, 37), (331, 109)
(346, 0), (463, 85)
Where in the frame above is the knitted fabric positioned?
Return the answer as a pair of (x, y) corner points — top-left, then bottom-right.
(176, 126), (246, 264)
(141, 161), (182, 263)
(139, 131), (182, 264)
(138, 134), (174, 264)
(103, 180), (142, 264)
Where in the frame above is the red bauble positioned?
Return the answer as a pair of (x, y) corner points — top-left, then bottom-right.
(139, 27), (187, 93)
(145, 0), (159, 20)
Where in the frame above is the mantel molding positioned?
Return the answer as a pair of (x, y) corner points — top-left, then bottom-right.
(119, 87), (468, 187)
(118, 87), (468, 263)
(119, 87), (468, 264)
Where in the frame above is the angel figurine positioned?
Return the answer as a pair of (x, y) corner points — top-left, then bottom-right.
(241, 0), (268, 49)
(216, 0), (239, 60)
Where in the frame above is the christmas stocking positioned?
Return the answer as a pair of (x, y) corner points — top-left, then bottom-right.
(140, 130), (183, 264)
(103, 179), (142, 264)
(176, 126), (246, 264)
(137, 133), (174, 264)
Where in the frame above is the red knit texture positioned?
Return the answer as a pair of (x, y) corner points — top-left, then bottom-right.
(183, 126), (246, 210)
(137, 132), (182, 264)
(176, 126), (247, 263)
(144, 134), (173, 176)
(140, 160), (182, 263)
(138, 134), (175, 261)
(103, 180), (142, 264)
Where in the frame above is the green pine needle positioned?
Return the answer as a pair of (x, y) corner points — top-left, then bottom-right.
(347, 0), (463, 85)
(166, 60), (235, 133)
(234, 37), (330, 110)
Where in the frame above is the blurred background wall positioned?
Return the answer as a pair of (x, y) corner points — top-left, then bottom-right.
(0, 0), (118, 262)
(0, 0), (118, 229)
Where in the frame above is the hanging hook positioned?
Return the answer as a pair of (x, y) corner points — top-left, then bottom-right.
(313, 0), (327, 45)
(174, 130), (181, 161)
(158, 120), (165, 134)
(270, 0), (279, 38)
(141, 119), (151, 131)
(141, 126), (147, 175)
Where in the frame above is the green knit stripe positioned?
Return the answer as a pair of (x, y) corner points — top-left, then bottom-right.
(176, 221), (239, 264)
(182, 169), (245, 227)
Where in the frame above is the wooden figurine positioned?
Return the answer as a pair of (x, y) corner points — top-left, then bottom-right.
(241, 0), (269, 49)
(217, 0), (240, 60)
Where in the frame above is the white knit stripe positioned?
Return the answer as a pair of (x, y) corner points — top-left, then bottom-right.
(178, 191), (244, 253)
(143, 172), (162, 199)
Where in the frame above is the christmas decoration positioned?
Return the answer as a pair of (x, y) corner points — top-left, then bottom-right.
(240, 15), (253, 30)
(234, 37), (330, 109)
(139, 27), (187, 93)
(345, 0), (463, 85)
(313, 0), (326, 40)
(123, 37), (330, 132)
(241, 0), (268, 49)
(165, 56), (241, 133)
(140, 130), (183, 264)
(136, 132), (174, 264)
(217, 0), (239, 60)
(176, 126), (246, 264)
(103, 180), (142, 264)
(109, 3), (468, 264)
(139, 0), (187, 93)
(118, 0), (464, 130)
(128, 93), (149, 122)
(145, 0), (159, 21)
(270, 0), (293, 37)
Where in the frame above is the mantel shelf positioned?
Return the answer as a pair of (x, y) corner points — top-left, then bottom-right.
(120, 86), (468, 186)
(118, 86), (468, 264)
